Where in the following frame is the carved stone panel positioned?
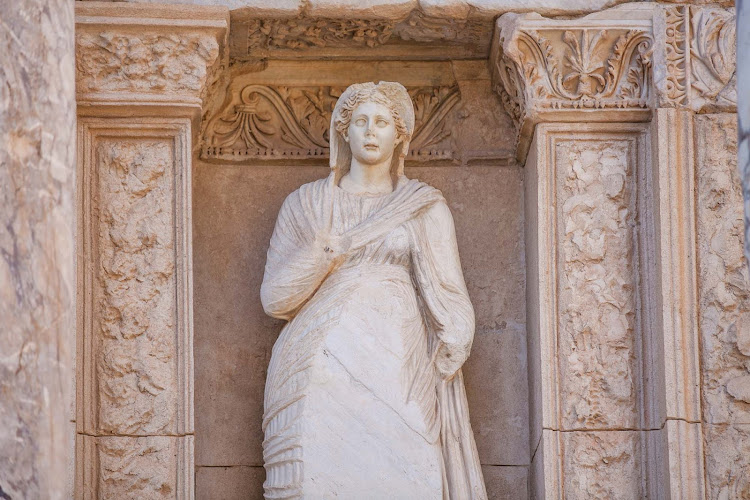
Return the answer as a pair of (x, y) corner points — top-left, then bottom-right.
(525, 123), (652, 497)
(77, 118), (194, 499)
(657, 6), (737, 112)
(695, 114), (750, 426)
(74, 3), (228, 108)
(561, 431), (642, 500)
(555, 138), (639, 430)
(201, 84), (461, 161)
(229, 11), (493, 61)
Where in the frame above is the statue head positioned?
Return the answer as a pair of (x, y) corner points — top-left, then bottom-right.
(329, 82), (415, 184)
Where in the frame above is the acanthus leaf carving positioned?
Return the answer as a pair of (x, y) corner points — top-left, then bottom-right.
(689, 7), (737, 111)
(512, 27), (652, 110)
(491, 12), (654, 154)
(202, 84), (461, 161)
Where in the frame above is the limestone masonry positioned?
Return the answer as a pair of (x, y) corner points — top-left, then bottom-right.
(1, 0), (747, 498)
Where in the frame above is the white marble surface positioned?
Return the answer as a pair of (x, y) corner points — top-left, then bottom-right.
(261, 82), (486, 499)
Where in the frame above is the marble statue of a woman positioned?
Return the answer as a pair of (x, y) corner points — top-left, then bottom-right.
(260, 81), (487, 499)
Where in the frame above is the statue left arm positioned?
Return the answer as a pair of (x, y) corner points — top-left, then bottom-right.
(411, 200), (476, 380)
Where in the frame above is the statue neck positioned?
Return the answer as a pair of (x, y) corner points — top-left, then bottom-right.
(341, 156), (394, 194)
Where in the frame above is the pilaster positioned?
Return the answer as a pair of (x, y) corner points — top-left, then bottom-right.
(74, 4), (228, 498)
(492, 4), (738, 498)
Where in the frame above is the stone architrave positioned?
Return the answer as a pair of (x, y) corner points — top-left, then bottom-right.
(491, 4), (722, 498)
(74, 4), (228, 499)
(0, 1), (76, 499)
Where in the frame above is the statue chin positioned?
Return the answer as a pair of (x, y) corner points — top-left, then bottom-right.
(260, 81), (486, 500)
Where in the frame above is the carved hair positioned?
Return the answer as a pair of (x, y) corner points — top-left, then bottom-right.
(333, 85), (410, 143)
(329, 81), (415, 183)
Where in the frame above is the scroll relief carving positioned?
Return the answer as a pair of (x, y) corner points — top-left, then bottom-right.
(493, 25), (652, 128)
(660, 6), (736, 110)
(246, 18), (395, 50)
(690, 7), (736, 110)
(202, 85), (461, 161)
(662, 6), (690, 107)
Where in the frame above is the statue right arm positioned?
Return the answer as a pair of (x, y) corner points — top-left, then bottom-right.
(260, 185), (344, 321)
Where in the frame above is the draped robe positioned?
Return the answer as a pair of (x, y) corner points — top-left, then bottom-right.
(261, 174), (487, 499)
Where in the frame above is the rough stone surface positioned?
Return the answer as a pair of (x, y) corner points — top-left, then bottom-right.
(695, 114), (750, 425)
(740, 0), (750, 276)
(703, 424), (750, 499)
(555, 139), (637, 431)
(94, 139), (178, 435)
(96, 436), (179, 499)
(561, 431), (642, 499)
(76, 32), (220, 97)
(695, 114), (750, 499)
(0, 0), (75, 498)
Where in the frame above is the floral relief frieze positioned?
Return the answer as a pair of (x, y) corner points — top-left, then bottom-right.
(201, 84), (461, 161)
(232, 11), (492, 60)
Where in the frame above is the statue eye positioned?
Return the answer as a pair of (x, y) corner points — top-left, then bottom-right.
(377, 119), (389, 127)
(354, 118), (366, 127)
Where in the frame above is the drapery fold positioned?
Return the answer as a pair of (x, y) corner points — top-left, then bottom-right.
(260, 174), (487, 499)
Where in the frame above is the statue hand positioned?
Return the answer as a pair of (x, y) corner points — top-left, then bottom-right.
(320, 233), (352, 267)
(434, 342), (461, 381)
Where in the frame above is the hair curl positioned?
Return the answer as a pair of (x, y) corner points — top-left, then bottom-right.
(333, 85), (409, 143)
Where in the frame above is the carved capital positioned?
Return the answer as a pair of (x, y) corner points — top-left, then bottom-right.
(491, 5), (737, 161)
(491, 6), (654, 161)
(75, 3), (229, 110)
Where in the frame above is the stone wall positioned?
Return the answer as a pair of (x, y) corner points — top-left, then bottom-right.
(61, 2), (748, 499)
(0, 0), (76, 498)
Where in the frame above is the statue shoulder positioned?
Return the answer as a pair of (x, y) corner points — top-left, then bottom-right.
(279, 177), (331, 213)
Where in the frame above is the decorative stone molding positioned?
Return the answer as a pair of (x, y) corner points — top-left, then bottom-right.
(76, 117), (196, 499)
(229, 10), (492, 61)
(490, 5), (654, 162)
(201, 84), (460, 161)
(74, 5), (228, 499)
(491, 4), (738, 161)
(655, 5), (737, 112)
(525, 122), (660, 498)
(75, 3), (229, 109)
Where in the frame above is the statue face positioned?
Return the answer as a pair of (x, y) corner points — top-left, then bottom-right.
(346, 101), (399, 165)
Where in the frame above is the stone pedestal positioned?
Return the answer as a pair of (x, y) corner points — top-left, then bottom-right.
(74, 4), (228, 498)
(0, 1), (76, 499)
